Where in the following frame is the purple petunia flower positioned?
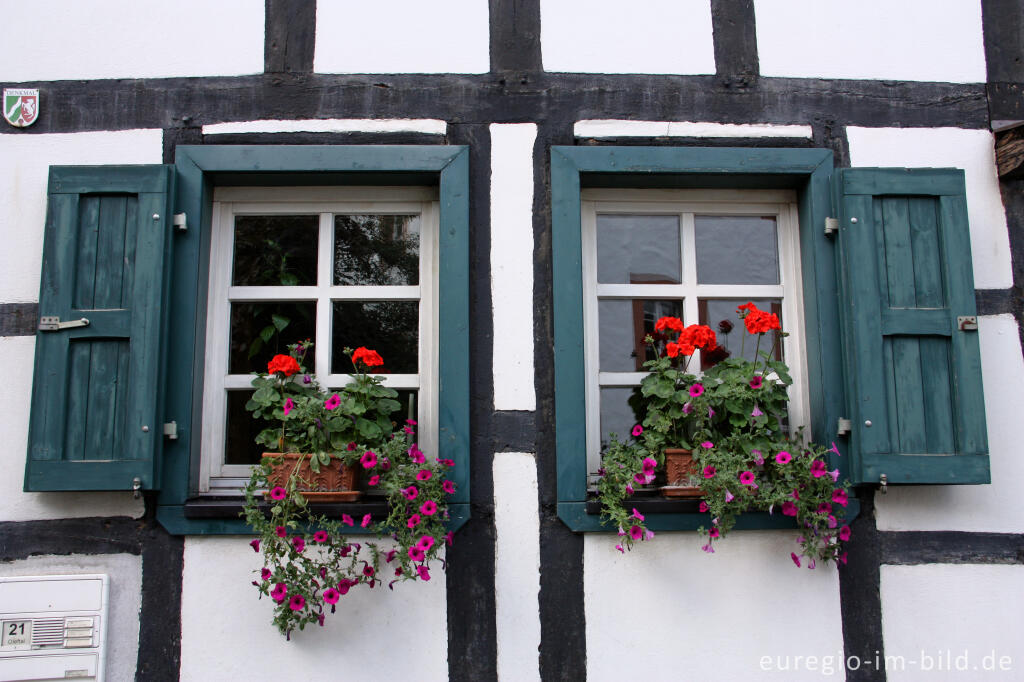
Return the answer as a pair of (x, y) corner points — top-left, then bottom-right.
(275, 526), (287, 538)
(250, 539), (260, 552)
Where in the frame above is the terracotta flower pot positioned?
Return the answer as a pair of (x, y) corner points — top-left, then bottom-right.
(661, 448), (703, 498)
(262, 453), (362, 502)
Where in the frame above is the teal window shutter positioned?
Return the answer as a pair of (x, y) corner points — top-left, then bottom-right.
(837, 168), (989, 485)
(25, 165), (175, 492)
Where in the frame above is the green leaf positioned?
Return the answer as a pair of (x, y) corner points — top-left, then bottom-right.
(271, 314), (290, 332)
(356, 418), (382, 440)
(377, 398), (401, 414)
(259, 325), (275, 343)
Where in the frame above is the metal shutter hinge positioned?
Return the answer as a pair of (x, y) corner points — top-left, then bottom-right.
(163, 421), (178, 439)
(173, 213), (187, 232)
(824, 217), (839, 237)
(957, 316), (978, 331)
(836, 418), (851, 436)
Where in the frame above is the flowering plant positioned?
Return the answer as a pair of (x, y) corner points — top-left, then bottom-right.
(241, 345), (456, 637)
(596, 303), (851, 568)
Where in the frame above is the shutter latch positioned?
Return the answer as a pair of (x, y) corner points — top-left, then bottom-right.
(38, 316), (89, 331)
(879, 473), (888, 494)
(163, 421), (178, 440)
(957, 316), (978, 331)
(173, 213), (187, 232)
(824, 217), (839, 237)
(836, 418), (852, 436)
(132, 477), (142, 499)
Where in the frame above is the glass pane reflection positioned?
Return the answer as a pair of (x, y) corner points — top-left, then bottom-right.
(598, 299), (683, 372)
(694, 215), (779, 285)
(232, 215), (318, 286)
(334, 215), (420, 286)
(596, 214), (681, 284)
(332, 301), (418, 374)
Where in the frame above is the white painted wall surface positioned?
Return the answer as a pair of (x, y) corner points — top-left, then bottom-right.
(0, 130), (164, 303)
(493, 452), (541, 682)
(180, 537), (447, 681)
(846, 126), (1012, 290)
(880, 565), (1024, 680)
(541, 0), (715, 74)
(755, 0), (987, 83)
(491, 124), (537, 411)
(574, 120), (814, 139)
(0, 554), (142, 682)
(202, 119), (448, 135)
(0, 335), (144, 521)
(314, 0), (489, 74)
(876, 315), (1024, 532)
(585, 532), (844, 680)
(0, 0), (263, 81)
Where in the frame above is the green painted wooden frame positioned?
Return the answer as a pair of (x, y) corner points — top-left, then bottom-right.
(157, 146), (471, 534)
(550, 146), (857, 531)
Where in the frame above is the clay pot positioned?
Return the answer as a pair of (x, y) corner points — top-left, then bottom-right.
(262, 453), (362, 502)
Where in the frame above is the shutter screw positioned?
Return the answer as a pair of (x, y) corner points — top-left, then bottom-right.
(141, 425), (150, 432)
(152, 213), (160, 220)
(850, 217), (858, 223)
(864, 420), (872, 427)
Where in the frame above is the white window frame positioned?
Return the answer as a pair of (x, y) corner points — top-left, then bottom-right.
(199, 186), (440, 493)
(580, 188), (810, 474)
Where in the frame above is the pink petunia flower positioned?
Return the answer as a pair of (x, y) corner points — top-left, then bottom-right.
(270, 583), (287, 602)
(839, 525), (852, 541)
(445, 531), (454, 546)
(323, 588), (340, 605)
(363, 564), (375, 578)
(407, 419), (418, 425)
(625, 483), (634, 495)
(752, 449), (765, 466)
(416, 469), (432, 481)
(440, 458), (456, 467)
(417, 535), (435, 551)
(709, 527), (721, 538)
(361, 513), (372, 528)
(360, 451), (378, 469)
(827, 515), (838, 529)
(341, 514), (354, 526)
(708, 407), (715, 418)
(642, 457), (657, 474)
(632, 508), (645, 522)
(781, 501), (798, 517)
(689, 383), (705, 397)
(775, 451), (792, 464)
(420, 500), (438, 515)
(810, 460), (828, 478)
(832, 489), (849, 507)
(313, 530), (329, 543)
(616, 544), (625, 554)
(629, 525), (643, 540)
(791, 488), (800, 500)
(724, 490), (735, 503)
(750, 375), (763, 389)
(808, 559), (816, 570)
(368, 474), (380, 486)
(269, 486), (287, 501)
(442, 480), (456, 494)
(417, 565), (431, 581)
(261, 568), (272, 581)
(830, 469), (840, 482)
(275, 526), (287, 538)
(633, 473), (647, 485)
(292, 536), (305, 553)
(324, 393), (340, 410)
(645, 529), (655, 540)
(250, 539), (260, 552)
(337, 579), (356, 595)
(816, 502), (832, 514)
(699, 501), (709, 513)
(839, 552), (849, 565)
(829, 442), (842, 457)
(408, 546), (426, 562)
(702, 543), (715, 554)
(631, 424), (644, 437)
(409, 444), (426, 464)
(791, 553), (801, 568)
(402, 485), (419, 501)
(682, 402), (694, 414)
(703, 465), (716, 478)
(751, 404), (763, 417)
(701, 441), (714, 449)
(283, 397), (294, 416)
(739, 471), (756, 486)
(407, 514), (422, 528)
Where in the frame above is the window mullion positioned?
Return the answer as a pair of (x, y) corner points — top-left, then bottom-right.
(315, 212), (333, 379)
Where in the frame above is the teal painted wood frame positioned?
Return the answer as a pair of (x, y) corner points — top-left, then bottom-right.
(157, 146), (471, 535)
(837, 168), (989, 485)
(550, 146), (855, 532)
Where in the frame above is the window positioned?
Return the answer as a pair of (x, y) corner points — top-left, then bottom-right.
(199, 187), (439, 493)
(580, 189), (809, 477)
(550, 146), (989, 533)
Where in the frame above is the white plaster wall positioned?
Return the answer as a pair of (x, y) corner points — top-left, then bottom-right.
(202, 119), (448, 135)
(180, 537), (447, 681)
(0, 130), (165, 303)
(880, 565), (1024, 680)
(314, 0), (489, 74)
(755, 0), (987, 83)
(493, 452), (541, 682)
(541, 0), (715, 74)
(490, 123), (537, 411)
(585, 531), (844, 680)
(0, 335), (144, 521)
(0, 554), (143, 682)
(0, 0), (263, 81)
(876, 315), (1024, 532)
(574, 120), (814, 139)
(846, 126), (1012, 290)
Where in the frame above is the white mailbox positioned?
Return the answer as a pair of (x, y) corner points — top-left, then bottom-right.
(0, 575), (108, 682)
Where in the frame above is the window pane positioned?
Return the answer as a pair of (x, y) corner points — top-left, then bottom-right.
(334, 215), (420, 286)
(225, 390), (264, 465)
(694, 215), (779, 284)
(232, 215), (318, 286)
(229, 302), (316, 374)
(332, 301), (418, 373)
(599, 387), (645, 452)
(699, 298), (783, 367)
(598, 299), (683, 371)
(596, 214), (681, 284)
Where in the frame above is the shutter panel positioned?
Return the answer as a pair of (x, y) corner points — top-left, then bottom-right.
(837, 168), (989, 485)
(25, 166), (175, 491)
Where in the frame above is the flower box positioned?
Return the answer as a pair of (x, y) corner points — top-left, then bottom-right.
(263, 453), (362, 503)
(660, 448), (703, 498)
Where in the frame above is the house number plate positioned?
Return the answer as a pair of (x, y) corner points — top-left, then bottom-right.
(1, 619), (32, 649)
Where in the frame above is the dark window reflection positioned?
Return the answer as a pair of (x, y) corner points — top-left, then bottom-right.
(334, 215), (420, 286)
(225, 390), (265, 464)
(233, 215), (318, 286)
(332, 301), (418, 374)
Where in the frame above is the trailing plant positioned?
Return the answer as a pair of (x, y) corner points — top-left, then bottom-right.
(596, 303), (851, 568)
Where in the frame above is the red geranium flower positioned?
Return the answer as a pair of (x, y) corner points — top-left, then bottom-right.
(267, 354), (300, 376)
(352, 347), (384, 368)
(654, 316), (685, 333)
